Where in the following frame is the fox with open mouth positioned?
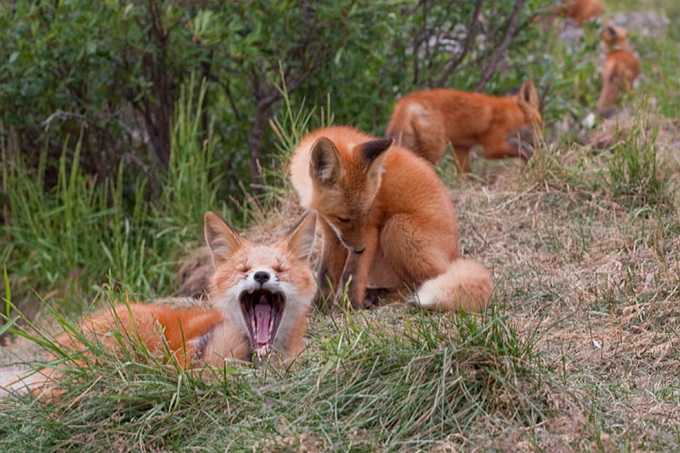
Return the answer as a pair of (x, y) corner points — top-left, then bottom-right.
(205, 210), (316, 365)
(30, 211), (317, 398)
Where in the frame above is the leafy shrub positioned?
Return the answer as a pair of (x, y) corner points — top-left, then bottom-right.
(0, 0), (555, 317)
(0, 0), (550, 196)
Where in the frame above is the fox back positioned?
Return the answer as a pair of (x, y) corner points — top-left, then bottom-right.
(561, 0), (604, 26)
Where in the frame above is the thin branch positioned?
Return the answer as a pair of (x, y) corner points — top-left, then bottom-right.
(42, 109), (136, 138)
(475, 0), (526, 92)
(436, 0), (484, 88)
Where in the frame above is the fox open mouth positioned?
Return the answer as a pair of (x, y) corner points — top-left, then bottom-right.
(239, 289), (285, 355)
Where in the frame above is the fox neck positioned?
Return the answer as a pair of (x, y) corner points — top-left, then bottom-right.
(200, 318), (251, 366)
(607, 41), (631, 53)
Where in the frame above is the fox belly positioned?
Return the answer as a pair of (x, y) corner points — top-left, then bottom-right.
(597, 54), (639, 116)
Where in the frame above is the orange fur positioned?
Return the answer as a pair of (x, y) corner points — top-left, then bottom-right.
(597, 24), (640, 118)
(33, 212), (317, 399)
(560, 0), (604, 26)
(386, 80), (542, 172)
(289, 126), (493, 311)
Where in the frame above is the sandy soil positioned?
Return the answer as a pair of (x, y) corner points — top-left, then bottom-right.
(0, 336), (44, 396)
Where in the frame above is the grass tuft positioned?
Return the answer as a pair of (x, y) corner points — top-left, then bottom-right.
(606, 113), (674, 211)
(0, 304), (559, 451)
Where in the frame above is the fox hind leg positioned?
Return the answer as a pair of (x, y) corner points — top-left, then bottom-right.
(412, 116), (447, 164)
(379, 214), (456, 286)
(453, 146), (472, 173)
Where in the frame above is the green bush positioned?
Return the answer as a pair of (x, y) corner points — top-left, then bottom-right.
(0, 0), (555, 316)
(0, 0), (550, 194)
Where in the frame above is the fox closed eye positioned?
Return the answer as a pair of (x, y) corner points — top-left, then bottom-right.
(338, 217), (350, 223)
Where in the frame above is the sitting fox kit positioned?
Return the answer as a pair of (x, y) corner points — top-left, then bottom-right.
(597, 24), (639, 118)
(33, 212), (316, 396)
(386, 80), (542, 172)
(289, 126), (493, 312)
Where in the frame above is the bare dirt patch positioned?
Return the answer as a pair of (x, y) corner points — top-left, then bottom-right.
(0, 335), (45, 396)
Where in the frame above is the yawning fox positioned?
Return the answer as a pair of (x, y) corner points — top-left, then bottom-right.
(31, 212), (316, 398)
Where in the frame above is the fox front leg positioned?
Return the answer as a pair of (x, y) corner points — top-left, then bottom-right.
(316, 219), (348, 309)
(336, 226), (379, 309)
(337, 253), (365, 309)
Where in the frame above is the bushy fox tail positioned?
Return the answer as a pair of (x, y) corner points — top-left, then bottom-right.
(385, 110), (419, 152)
(386, 104), (445, 163)
(416, 259), (493, 312)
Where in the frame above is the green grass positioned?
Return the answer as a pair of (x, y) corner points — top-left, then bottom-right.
(1, 1), (679, 451)
(606, 115), (674, 211)
(1, 80), (237, 318)
(0, 306), (556, 451)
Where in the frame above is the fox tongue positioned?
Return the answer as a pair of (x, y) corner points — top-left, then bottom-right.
(254, 299), (272, 345)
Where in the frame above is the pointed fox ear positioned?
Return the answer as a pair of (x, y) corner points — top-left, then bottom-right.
(204, 211), (246, 265)
(602, 25), (616, 40)
(359, 137), (392, 175)
(517, 80), (539, 110)
(284, 212), (317, 263)
(310, 137), (341, 187)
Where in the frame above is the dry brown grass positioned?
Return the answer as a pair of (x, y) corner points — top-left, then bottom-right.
(185, 118), (678, 450)
(165, 111), (680, 450)
(446, 118), (679, 448)
(3, 107), (677, 453)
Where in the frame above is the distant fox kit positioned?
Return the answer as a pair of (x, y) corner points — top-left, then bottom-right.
(597, 24), (640, 117)
(559, 0), (604, 26)
(33, 212), (317, 397)
(289, 126), (492, 312)
(386, 80), (542, 172)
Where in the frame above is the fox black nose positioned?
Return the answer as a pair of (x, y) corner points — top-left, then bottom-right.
(253, 271), (270, 284)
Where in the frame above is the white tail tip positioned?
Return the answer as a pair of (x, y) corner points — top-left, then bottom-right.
(417, 259), (493, 312)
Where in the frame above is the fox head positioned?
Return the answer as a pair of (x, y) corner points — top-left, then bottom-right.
(601, 24), (629, 50)
(511, 80), (543, 157)
(307, 136), (392, 253)
(515, 80), (542, 129)
(203, 211), (316, 360)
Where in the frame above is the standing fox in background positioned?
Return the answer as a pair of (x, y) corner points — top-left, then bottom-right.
(289, 126), (492, 312)
(31, 212), (317, 398)
(386, 80), (542, 173)
(559, 0), (604, 26)
(597, 24), (640, 118)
